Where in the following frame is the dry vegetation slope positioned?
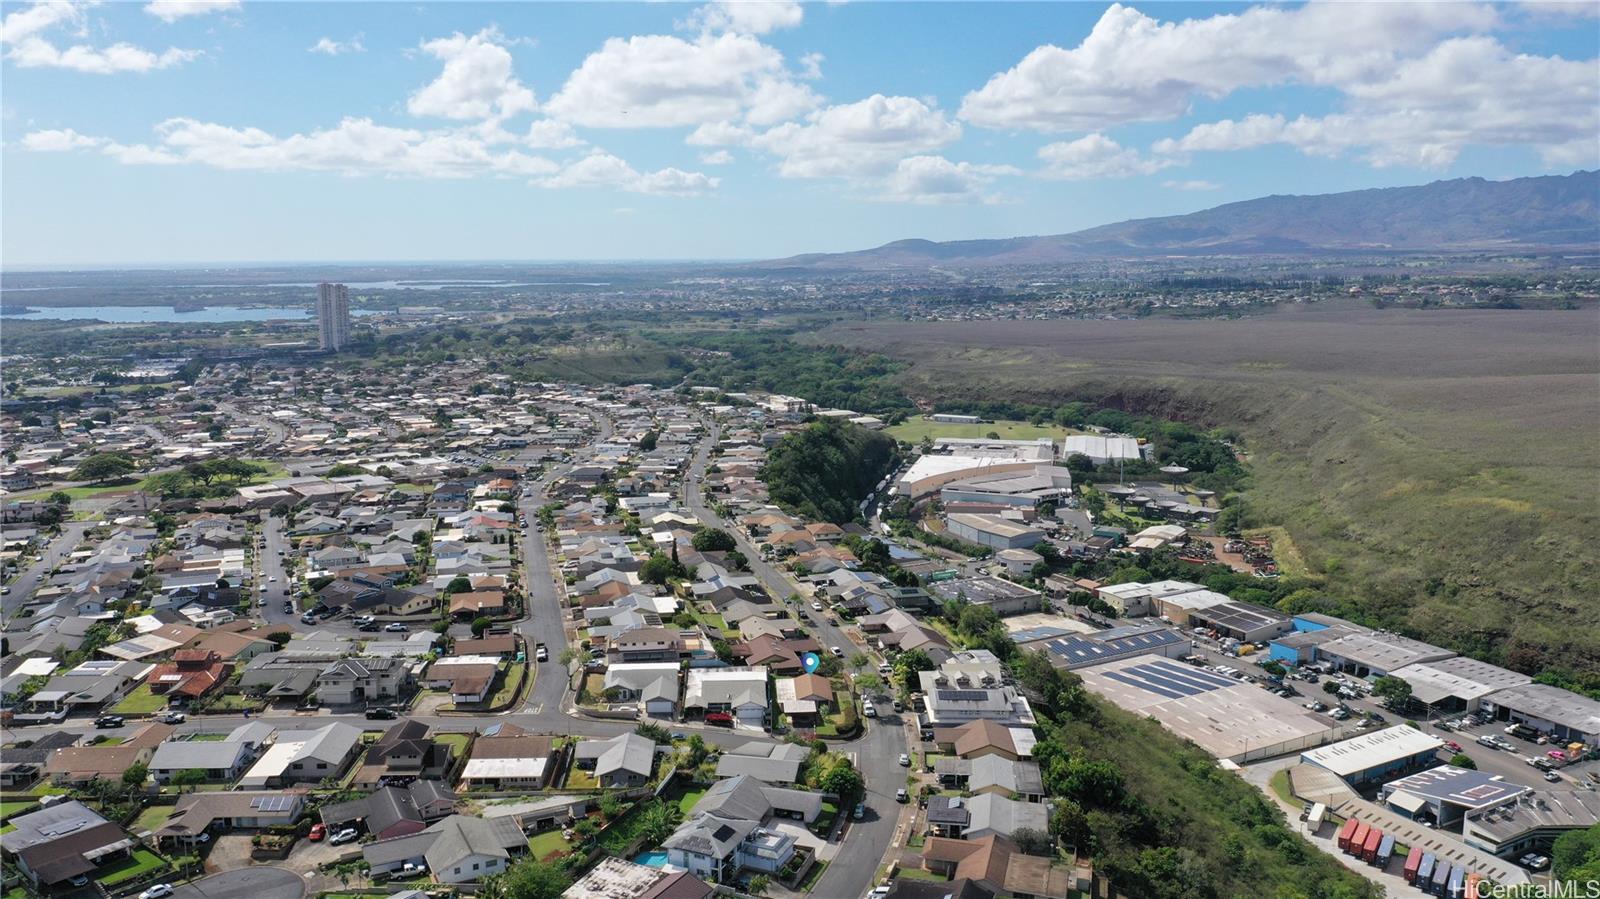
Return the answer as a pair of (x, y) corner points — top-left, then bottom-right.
(816, 304), (1600, 677)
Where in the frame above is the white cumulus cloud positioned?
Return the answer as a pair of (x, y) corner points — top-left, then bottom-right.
(684, 0), (804, 35)
(408, 27), (538, 121)
(1163, 179), (1221, 191)
(143, 0), (239, 23)
(959, 1), (1498, 132)
(308, 35), (365, 56)
(3, 0), (199, 73)
(538, 151), (719, 195)
(1038, 133), (1171, 180)
(877, 155), (1016, 204)
(545, 32), (818, 128)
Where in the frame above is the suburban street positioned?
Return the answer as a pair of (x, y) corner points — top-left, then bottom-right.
(1, 519), (93, 627)
(683, 421), (908, 898)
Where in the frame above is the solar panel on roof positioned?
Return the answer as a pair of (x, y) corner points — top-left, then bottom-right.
(1101, 670), (1187, 700)
(938, 689), (993, 703)
(1124, 668), (1207, 697)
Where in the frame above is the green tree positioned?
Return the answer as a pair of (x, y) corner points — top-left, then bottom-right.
(638, 431), (659, 451)
(818, 759), (864, 801)
(894, 649), (936, 690)
(471, 616), (494, 638)
(444, 575), (473, 595)
(327, 463), (364, 477)
(640, 552), (685, 585)
(71, 452), (134, 484)
(169, 768), (208, 787)
(747, 875), (771, 896)
(1372, 676), (1413, 710)
(122, 764), (150, 788)
(47, 490), (72, 506)
(1449, 753), (1477, 770)
(691, 527), (737, 552)
(494, 856), (573, 899)
(1010, 827), (1054, 856)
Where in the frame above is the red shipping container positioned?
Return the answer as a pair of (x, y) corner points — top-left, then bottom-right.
(1337, 818), (1359, 851)
(1404, 846), (1423, 883)
(1348, 822), (1370, 856)
(1362, 829), (1383, 863)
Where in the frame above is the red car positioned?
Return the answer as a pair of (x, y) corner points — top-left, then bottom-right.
(308, 823), (327, 842)
(1445, 741), (1462, 752)
(705, 712), (734, 726)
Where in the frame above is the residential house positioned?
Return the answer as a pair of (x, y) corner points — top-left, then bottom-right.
(145, 649), (229, 703)
(920, 835), (1085, 899)
(572, 733), (657, 788)
(236, 722), (362, 787)
(44, 722), (174, 785)
(603, 663), (681, 718)
(460, 724), (558, 790)
(351, 719), (456, 789)
(0, 801), (136, 887)
(153, 791), (306, 848)
(663, 775), (821, 884)
(925, 794), (1049, 841)
(561, 857), (714, 899)
(712, 741), (809, 785)
(148, 738), (255, 784)
(317, 657), (413, 705)
(683, 666), (769, 727)
(362, 815), (528, 884)
(934, 756), (1047, 803)
(322, 781), (458, 840)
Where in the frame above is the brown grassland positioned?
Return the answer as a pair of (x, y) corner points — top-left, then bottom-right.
(815, 301), (1600, 678)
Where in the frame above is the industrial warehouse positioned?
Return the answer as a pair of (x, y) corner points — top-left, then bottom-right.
(1074, 655), (1333, 762)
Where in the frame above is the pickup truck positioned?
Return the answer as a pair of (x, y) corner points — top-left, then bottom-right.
(535, 643), (549, 662)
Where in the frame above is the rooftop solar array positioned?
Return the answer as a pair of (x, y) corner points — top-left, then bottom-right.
(937, 689), (995, 703)
(250, 795), (294, 812)
(1097, 658), (1237, 700)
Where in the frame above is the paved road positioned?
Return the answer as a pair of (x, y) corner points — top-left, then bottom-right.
(1, 520), (93, 627)
(684, 419), (906, 899)
(169, 865), (304, 899)
(216, 401), (288, 447)
(255, 515), (296, 624)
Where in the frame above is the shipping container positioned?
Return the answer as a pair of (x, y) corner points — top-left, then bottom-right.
(1376, 834), (1395, 868)
(1362, 828), (1383, 863)
(1404, 846), (1423, 883)
(1467, 873), (1482, 897)
(1416, 853), (1436, 887)
(1337, 818), (1359, 852)
(1447, 867), (1465, 899)
(1349, 822), (1371, 856)
(1431, 861), (1452, 897)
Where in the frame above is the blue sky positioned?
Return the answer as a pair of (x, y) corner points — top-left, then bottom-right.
(2, 0), (1596, 265)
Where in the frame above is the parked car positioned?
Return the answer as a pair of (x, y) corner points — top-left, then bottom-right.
(384, 622), (408, 632)
(400, 862), (428, 876)
(895, 788), (908, 803)
(1544, 771), (1562, 783)
(157, 711), (186, 724)
(94, 715), (124, 728)
(1520, 853), (1550, 870)
(309, 823), (327, 841)
(830, 646), (845, 658)
(139, 885), (174, 899)
(898, 753), (911, 766)
(811, 601), (823, 611)
(283, 601), (294, 614)
(358, 622), (380, 632)
(535, 643), (548, 662)
(365, 707), (397, 720)
(861, 701), (876, 718)
(892, 700), (904, 712)
(329, 828), (359, 845)
(1445, 741), (1462, 752)
(851, 802), (866, 821)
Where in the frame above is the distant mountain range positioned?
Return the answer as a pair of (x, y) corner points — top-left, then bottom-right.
(770, 170), (1599, 269)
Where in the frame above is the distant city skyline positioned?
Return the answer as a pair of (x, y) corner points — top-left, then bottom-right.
(2, 1), (1596, 265)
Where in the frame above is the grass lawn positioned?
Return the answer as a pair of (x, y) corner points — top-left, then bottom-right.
(674, 786), (707, 816)
(489, 664), (526, 707)
(1269, 769), (1302, 809)
(5, 884), (33, 899)
(96, 847), (168, 887)
(188, 733), (228, 741)
(26, 782), (69, 798)
(893, 866), (947, 883)
(132, 804), (176, 834)
(112, 684), (168, 715)
(0, 800), (38, 820)
(434, 732), (471, 756)
(206, 694), (265, 712)
(885, 418), (1077, 444)
(527, 828), (575, 862)
(565, 768), (599, 790)
(809, 800), (838, 836)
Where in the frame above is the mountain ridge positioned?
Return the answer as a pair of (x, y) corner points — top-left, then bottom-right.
(767, 170), (1600, 269)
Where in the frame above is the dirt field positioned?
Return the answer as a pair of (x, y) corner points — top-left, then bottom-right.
(814, 302), (1600, 678)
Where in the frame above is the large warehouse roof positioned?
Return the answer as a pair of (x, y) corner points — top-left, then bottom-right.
(1061, 435), (1141, 462)
(1382, 765), (1528, 811)
(1299, 726), (1443, 778)
(1391, 657), (1532, 706)
(1483, 683), (1600, 734)
(1076, 655), (1330, 761)
(1317, 632), (1455, 672)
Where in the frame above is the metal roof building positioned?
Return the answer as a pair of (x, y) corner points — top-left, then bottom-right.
(1390, 657), (1532, 711)
(1480, 683), (1600, 744)
(1299, 725), (1444, 784)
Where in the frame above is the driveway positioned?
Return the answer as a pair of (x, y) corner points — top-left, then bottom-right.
(201, 835), (256, 875)
(172, 867), (304, 899)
